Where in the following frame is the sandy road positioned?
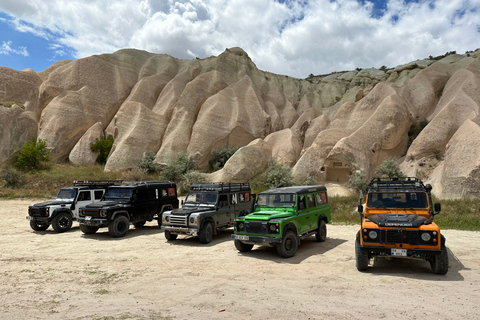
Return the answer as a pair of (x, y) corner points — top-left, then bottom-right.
(1, 199), (479, 320)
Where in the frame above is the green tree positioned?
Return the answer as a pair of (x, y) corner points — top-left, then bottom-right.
(209, 146), (239, 171)
(14, 138), (50, 171)
(90, 135), (114, 164)
(348, 171), (368, 195)
(160, 152), (196, 182)
(263, 158), (294, 188)
(375, 158), (406, 179)
(138, 151), (159, 174)
(1, 169), (26, 187)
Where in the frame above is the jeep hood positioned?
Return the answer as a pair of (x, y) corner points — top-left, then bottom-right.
(367, 213), (428, 227)
(245, 210), (294, 221)
(83, 201), (122, 209)
(172, 207), (212, 216)
(31, 200), (73, 208)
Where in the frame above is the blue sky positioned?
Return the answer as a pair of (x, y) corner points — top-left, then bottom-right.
(1, 0), (479, 78)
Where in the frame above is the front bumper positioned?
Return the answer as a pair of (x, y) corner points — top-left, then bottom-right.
(26, 216), (50, 222)
(231, 234), (282, 245)
(359, 245), (442, 257)
(164, 226), (199, 236)
(77, 217), (109, 227)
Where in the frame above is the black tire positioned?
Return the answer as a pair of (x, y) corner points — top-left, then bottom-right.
(29, 220), (49, 231)
(108, 215), (130, 238)
(52, 212), (73, 233)
(164, 230), (177, 241)
(80, 224), (99, 234)
(234, 239), (253, 252)
(277, 231), (298, 258)
(315, 219), (327, 242)
(199, 221), (213, 244)
(355, 231), (369, 271)
(133, 221), (146, 228)
(430, 245), (449, 275)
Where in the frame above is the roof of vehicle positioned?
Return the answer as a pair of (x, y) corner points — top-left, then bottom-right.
(109, 181), (176, 188)
(367, 177), (431, 193)
(71, 180), (123, 189)
(259, 185), (327, 195)
(189, 182), (250, 192)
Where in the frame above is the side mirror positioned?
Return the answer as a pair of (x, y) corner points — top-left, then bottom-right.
(434, 203), (441, 213)
(358, 205), (363, 214)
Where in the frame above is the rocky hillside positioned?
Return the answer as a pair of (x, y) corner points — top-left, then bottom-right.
(1, 47), (479, 199)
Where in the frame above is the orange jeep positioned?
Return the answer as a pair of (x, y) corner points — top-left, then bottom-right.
(355, 177), (448, 274)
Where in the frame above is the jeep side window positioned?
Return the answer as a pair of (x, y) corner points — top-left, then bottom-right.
(297, 195), (306, 211)
(219, 194), (228, 207)
(307, 194), (315, 208)
(94, 190), (103, 200)
(78, 191), (91, 201)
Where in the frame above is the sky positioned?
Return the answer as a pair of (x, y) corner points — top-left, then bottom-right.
(0, 0), (479, 78)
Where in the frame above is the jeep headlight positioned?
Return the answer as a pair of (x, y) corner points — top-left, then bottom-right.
(421, 232), (431, 242)
(165, 216), (170, 222)
(368, 230), (378, 239)
(189, 217), (196, 224)
(100, 209), (107, 218)
(268, 223), (279, 233)
(236, 221), (245, 231)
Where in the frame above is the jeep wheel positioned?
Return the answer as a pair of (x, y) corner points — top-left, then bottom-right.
(108, 215), (130, 238)
(52, 212), (73, 233)
(29, 220), (49, 231)
(430, 245), (449, 275)
(164, 230), (177, 241)
(133, 221), (146, 228)
(80, 224), (99, 234)
(234, 239), (253, 252)
(355, 232), (369, 271)
(315, 220), (327, 242)
(277, 231), (298, 258)
(199, 222), (213, 244)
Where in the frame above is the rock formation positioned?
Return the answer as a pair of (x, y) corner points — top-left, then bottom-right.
(1, 47), (479, 199)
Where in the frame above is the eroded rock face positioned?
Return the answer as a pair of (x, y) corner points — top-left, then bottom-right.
(1, 48), (480, 199)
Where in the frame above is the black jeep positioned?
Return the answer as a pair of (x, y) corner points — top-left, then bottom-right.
(77, 181), (178, 238)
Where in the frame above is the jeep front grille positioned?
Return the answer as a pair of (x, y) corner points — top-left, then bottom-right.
(382, 230), (419, 245)
(29, 207), (46, 217)
(84, 209), (99, 217)
(169, 216), (187, 225)
(245, 222), (267, 234)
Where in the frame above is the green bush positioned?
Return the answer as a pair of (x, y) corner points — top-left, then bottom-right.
(138, 151), (159, 174)
(160, 152), (196, 183)
(90, 135), (114, 164)
(375, 158), (406, 179)
(14, 138), (50, 171)
(263, 158), (294, 189)
(178, 171), (206, 195)
(1, 169), (26, 188)
(348, 171), (368, 195)
(209, 147), (239, 171)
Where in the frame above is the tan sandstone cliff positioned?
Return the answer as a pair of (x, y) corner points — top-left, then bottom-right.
(1, 47), (479, 199)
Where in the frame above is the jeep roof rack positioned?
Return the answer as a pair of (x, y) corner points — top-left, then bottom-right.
(73, 180), (123, 187)
(190, 182), (250, 192)
(259, 185), (327, 195)
(367, 177), (427, 192)
(113, 180), (176, 187)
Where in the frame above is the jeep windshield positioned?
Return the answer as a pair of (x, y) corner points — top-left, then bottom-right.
(103, 188), (134, 200)
(184, 191), (217, 206)
(367, 192), (428, 209)
(256, 193), (295, 207)
(55, 188), (77, 201)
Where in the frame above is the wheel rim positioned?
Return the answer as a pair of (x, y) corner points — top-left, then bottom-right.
(59, 216), (69, 229)
(118, 220), (127, 233)
(285, 237), (294, 252)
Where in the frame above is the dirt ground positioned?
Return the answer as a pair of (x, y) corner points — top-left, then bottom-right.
(1, 199), (479, 320)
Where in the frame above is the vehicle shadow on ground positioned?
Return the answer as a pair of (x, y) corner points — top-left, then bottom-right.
(364, 247), (466, 281)
(234, 236), (348, 264)
(77, 223), (163, 240)
(162, 228), (235, 247)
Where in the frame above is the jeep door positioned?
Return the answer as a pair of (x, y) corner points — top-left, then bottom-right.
(216, 194), (231, 226)
(296, 195), (311, 235)
(74, 190), (95, 216)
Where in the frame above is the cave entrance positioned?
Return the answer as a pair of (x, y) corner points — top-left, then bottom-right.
(325, 161), (351, 184)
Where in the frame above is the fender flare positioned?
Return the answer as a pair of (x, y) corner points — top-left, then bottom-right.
(282, 222), (297, 237)
(51, 208), (73, 220)
(111, 210), (130, 221)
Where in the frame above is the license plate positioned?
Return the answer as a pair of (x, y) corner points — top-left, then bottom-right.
(26, 216), (32, 220)
(391, 249), (407, 256)
(235, 235), (249, 241)
(85, 216), (92, 221)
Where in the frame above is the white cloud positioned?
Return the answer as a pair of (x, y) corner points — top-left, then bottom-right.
(0, 40), (28, 56)
(0, 0), (479, 78)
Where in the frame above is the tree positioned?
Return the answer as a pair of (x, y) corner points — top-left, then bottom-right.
(138, 151), (159, 174)
(349, 171), (368, 195)
(375, 158), (406, 179)
(14, 138), (50, 171)
(90, 135), (114, 164)
(263, 158), (294, 188)
(209, 147), (239, 171)
(160, 152), (196, 182)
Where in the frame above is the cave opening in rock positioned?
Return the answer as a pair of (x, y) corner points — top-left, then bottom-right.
(325, 161), (352, 183)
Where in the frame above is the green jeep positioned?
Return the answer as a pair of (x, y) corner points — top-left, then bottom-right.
(232, 185), (331, 258)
